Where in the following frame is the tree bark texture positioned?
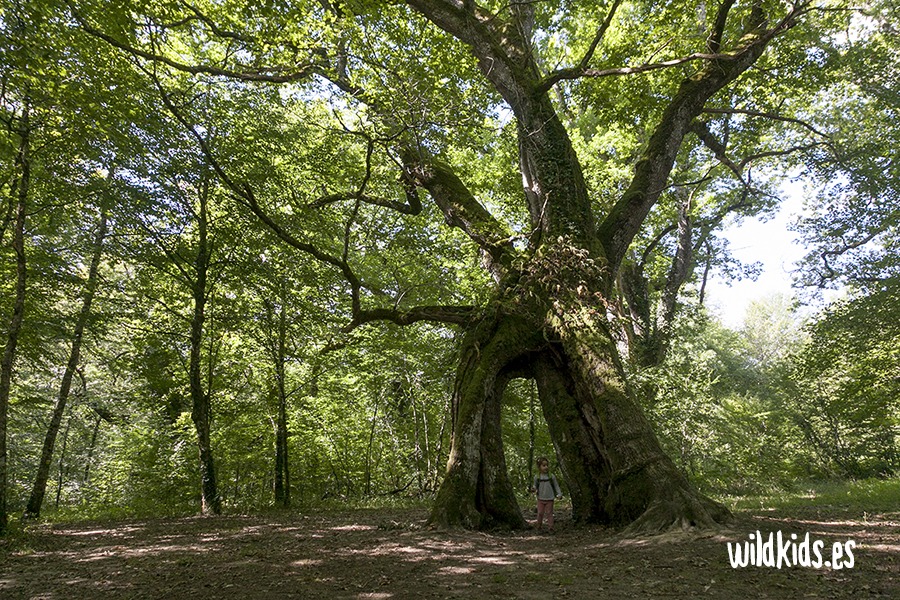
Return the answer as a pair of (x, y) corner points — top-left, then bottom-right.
(0, 111), (30, 534)
(24, 208), (108, 519)
(427, 313), (544, 529)
(427, 240), (729, 532)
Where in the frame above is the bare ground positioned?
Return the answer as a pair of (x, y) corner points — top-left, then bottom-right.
(1, 504), (897, 599)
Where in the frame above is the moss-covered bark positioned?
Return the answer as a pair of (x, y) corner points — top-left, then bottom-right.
(427, 313), (541, 529)
(412, 0), (778, 535)
(430, 241), (730, 533)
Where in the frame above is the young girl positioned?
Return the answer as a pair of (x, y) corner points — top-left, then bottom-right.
(530, 457), (563, 532)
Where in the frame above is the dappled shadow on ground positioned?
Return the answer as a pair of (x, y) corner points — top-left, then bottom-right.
(1, 506), (897, 599)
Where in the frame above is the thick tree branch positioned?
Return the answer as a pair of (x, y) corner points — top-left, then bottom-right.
(320, 70), (512, 270)
(406, 0), (537, 104)
(690, 121), (744, 180)
(708, 0), (737, 53)
(401, 0), (599, 247)
(638, 223), (678, 272)
(403, 151), (515, 276)
(597, 4), (806, 273)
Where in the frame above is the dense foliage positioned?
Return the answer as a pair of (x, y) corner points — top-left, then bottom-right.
(1, 0), (898, 530)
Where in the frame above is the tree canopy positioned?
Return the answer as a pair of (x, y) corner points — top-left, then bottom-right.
(1, 0), (898, 533)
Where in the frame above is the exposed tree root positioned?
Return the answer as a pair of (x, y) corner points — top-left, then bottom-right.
(619, 487), (732, 536)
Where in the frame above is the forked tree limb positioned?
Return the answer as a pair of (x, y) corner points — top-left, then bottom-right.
(71, 5), (320, 83)
(597, 3), (809, 274)
(319, 70), (513, 270)
(146, 66), (476, 330)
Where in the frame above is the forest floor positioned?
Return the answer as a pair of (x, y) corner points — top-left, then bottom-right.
(1, 501), (898, 599)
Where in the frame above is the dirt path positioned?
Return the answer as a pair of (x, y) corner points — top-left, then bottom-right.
(1, 506), (897, 599)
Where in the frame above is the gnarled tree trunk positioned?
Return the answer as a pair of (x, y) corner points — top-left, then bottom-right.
(427, 314), (543, 529)
(411, 0), (786, 532)
(428, 239), (729, 532)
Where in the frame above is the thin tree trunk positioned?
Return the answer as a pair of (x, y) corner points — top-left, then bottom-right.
(273, 291), (290, 507)
(83, 415), (102, 483)
(54, 417), (71, 510)
(698, 243), (713, 306)
(421, 393), (433, 493)
(431, 396), (449, 493)
(273, 386), (290, 507)
(0, 108), (30, 534)
(24, 208), (108, 519)
(411, 390), (427, 494)
(528, 380), (536, 486)
(411, 385), (424, 493)
(0, 184), (13, 247)
(364, 400), (378, 497)
(190, 177), (221, 515)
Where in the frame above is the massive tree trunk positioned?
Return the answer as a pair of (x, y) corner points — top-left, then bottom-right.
(0, 107), (30, 535)
(427, 239), (729, 532)
(427, 313), (544, 529)
(24, 208), (108, 519)
(412, 0), (788, 532)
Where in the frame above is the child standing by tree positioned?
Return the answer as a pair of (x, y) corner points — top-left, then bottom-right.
(531, 457), (563, 532)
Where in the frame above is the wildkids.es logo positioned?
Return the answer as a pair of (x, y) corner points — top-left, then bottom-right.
(727, 531), (856, 569)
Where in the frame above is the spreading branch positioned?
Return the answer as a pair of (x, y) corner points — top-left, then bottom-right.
(319, 71), (512, 272)
(708, 0), (737, 53)
(690, 121), (745, 182)
(538, 51), (744, 95)
(406, 0), (537, 105)
(143, 65), (475, 330)
(701, 107), (831, 139)
(536, 0), (623, 94)
(597, 2), (808, 274)
(72, 5), (320, 83)
(83, 0), (484, 330)
(307, 138), (423, 215)
(178, 1), (255, 44)
(402, 150), (515, 277)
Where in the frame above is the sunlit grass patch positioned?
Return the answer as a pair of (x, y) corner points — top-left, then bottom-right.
(724, 478), (900, 513)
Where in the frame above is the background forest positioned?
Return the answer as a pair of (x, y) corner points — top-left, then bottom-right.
(1, 0), (898, 532)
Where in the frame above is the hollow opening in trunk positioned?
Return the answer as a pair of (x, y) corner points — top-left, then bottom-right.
(499, 377), (558, 499)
